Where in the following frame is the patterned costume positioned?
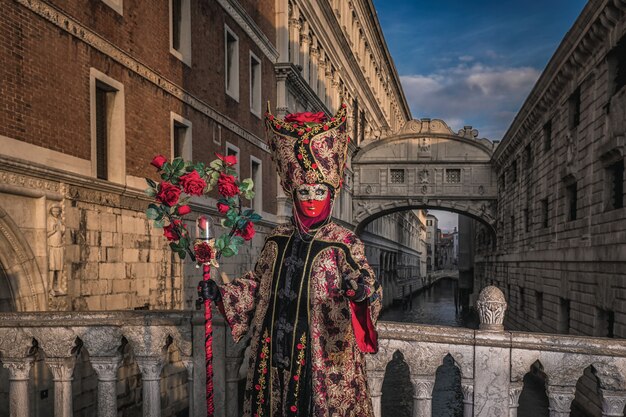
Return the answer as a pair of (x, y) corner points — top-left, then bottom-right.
(219, 104), (382, 417)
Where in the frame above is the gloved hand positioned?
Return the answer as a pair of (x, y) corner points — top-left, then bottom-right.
(341, 278), (367, 302)
(197, 279), (222, 303)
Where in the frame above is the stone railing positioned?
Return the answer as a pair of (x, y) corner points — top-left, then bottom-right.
(369, 286), (626, 417)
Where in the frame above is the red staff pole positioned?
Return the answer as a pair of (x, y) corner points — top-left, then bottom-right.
(202, 263), (214, 417)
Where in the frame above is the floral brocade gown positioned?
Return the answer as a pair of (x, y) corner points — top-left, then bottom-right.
(219, 221), (383, 417)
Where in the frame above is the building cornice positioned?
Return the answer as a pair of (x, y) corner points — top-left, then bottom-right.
(493, 0), (626, 163)
(274, 63), (330, 114)
(16, 0), (269, 153)
(216, 0), (279, 63)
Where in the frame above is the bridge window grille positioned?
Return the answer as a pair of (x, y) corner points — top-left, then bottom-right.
(390, 169), (405, 184)
(607, 159), (624, 210)
(445, 169), (461, 183)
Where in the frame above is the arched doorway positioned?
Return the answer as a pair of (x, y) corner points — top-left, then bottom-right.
(0, 264), (16, 312)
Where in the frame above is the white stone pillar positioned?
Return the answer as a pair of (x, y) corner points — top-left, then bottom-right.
(600, 389), (626, 417)
(47, 357), (75, 417)
(300, 22), (310, 82)
(181, 357), (194, 416)
(3, 357), (33, 417)
(325, 67), (333, 108)
(368, 370), (384, 417)
(318, 53), (327, 101)
(91, 356), (121, 417)
(462, 380), (474, 417)
(546, 385), (576, 417)
(136, 356), (164, 417)
(508, 383), (523, 417)
(411, 376), (434, 417)
(309, 40), (319, 94)
(276, 0), (289, 61)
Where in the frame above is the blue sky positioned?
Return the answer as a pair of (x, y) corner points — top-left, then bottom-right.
(372, 0), (588, 141)
(372, 0), (588, 231)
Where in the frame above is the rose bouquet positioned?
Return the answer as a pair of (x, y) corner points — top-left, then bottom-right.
(145, 152), (262, 266)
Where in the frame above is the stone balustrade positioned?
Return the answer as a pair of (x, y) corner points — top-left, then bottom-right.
(369, 286), (626, 417)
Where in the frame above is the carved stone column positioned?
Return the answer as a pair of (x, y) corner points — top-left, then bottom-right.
(225, 356), (243, 417)
(309, 41), (319, 94)
(600, 389), (626, 417)
(300, 22), (310, 82)
(508, 383), (523, 417)
(3, 357), (34, 417)
(368, 370), (385, 417)
(181, 357), (194, 416)
(317, 54), (327, 102)
(288, 5), (301, 66)
(47, 357), (76, 417)
(462, 380), (475, 417)
(91, 356), (121, 417)
(411, 376), (434, 417)
(477, 285), (507, 331)
(546, 385), (576, 417)
(136, 356), (164, 417)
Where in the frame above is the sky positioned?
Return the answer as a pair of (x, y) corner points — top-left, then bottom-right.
(372, 0), (587, 231)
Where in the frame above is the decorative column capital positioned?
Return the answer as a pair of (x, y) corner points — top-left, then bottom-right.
(367, 370), (385, 396)
(600, 389), (626, 416)
(47, 357), (76, 382)
(546, 385), (576, 415)
(462, 381), (475, 405)
(136, 356), (164, 382)
(411, 376), (435, 400)
(91, 356), (122, 382)
(477, 285), (507, 331)
(2, 357), (34, 381)
(509, 383), (523, 408)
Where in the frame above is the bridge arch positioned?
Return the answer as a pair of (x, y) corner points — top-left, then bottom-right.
(351, 118), (498, 234)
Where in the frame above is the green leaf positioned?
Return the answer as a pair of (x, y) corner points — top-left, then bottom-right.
(228, 243), (240, 256)
(249, 213), (263, 222)
(209, 159), (223, 170)
(240, 178), (253, 191)
(243, 209), (254, 217)
(215, 235), (229, 250)
(170, 242), (180, 251)
(146, 207), (159, 220)
(236, 218), (248, 229)
(221, 247), (235, 257)
(154, 219), (165, 228)
(226, 209), (238, 221)
(146, 178), (157, 188)
(230, 236), (245, 246)
(145, 187), (157, 197)
(221, 218), (234, 228)
(243, 190), (255, 200)
(178, 250), (186, 260)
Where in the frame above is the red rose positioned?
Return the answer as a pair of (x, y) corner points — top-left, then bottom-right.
(179, 171), (207, 196)
(215, 152), (237, 167)
(156, 182), (182, 206)
(235, 221), (256, 241)
(177, 205), (191, 215)
(163, 222), (180, 241)
(151, 155), (167, 169)
(217, 202), (230, 214)
(290, 406), (297, 413)
(217, 173), (240, 197)
(284, 111), (327, 125)
(194, 241), (214, 264)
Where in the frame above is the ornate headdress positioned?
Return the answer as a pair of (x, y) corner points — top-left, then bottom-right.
(264, 103), (349, 195)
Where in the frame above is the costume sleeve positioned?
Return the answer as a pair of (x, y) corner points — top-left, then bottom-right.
(339, 235), (383, 353)
(219, 243), (270, 343)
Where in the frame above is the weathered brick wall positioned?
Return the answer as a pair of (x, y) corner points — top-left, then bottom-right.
(474, 6), (626, 338)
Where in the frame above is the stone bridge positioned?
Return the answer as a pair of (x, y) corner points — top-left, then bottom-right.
(2, 287), (626, 417)
(351, 119), (498, 234)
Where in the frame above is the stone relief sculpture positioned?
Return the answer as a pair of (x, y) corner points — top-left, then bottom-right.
(419, 169), (430, 184)
(47, 205), (66, 296)
(419, 138), (431, 153)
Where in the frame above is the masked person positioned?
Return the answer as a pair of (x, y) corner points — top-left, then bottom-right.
(202, 104), (382, 417)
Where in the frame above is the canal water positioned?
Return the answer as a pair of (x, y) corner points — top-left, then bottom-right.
(377, 277), (551, 417)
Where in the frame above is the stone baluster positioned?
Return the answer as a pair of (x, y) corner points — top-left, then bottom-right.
(508, 383), (523, 417)
(411, 376), (434, 417)
(546, 385), (576, 417)
(136, 356), (165, 417)
(181, 357), (194, 417)
(91, 356), (121, 417)
(225, 356), (243, 417)
(462, 380), (475, 417)
(600, 389), (626, 417)
(2, 357), (34, 417)
(47, 357), (76, 417)
(367, 370), (385, 417)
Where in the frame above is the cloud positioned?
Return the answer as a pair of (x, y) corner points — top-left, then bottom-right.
(400, 64), (540, 139)
(458, 55), (475, 62)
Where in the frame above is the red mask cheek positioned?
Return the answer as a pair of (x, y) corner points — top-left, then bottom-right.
(298, 199), (328, 217)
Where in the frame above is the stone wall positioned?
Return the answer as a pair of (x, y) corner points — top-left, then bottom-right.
(475, 0), (626, 337)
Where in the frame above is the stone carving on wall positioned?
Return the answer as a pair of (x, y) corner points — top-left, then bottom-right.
(477, 286), (507, 330)
(419, 169), (430, 184)
(419, 138), (431, 153)
(47, 205), (66, 296)
(566, 133), (576, 166)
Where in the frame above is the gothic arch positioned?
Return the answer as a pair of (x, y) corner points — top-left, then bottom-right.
(0, 206), (47, 311)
